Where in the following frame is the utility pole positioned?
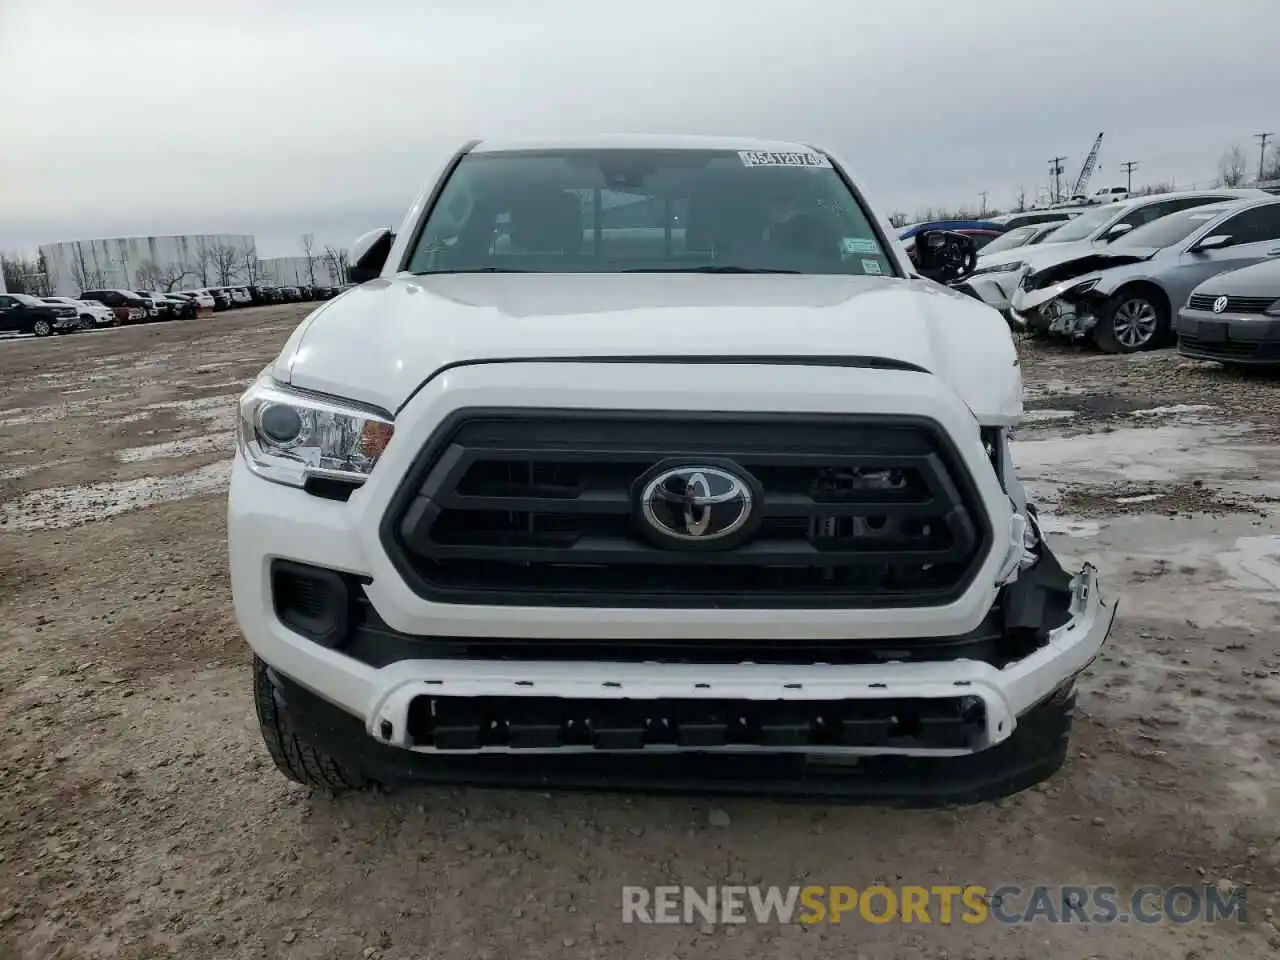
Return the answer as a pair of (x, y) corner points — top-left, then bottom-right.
(978, 190), (989, 216)
(1120, 160), (1138, 193)
(1255, 132), (1274, 183)
(1049, 156), (1067, 204)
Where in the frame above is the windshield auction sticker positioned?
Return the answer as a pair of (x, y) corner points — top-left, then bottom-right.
(739, 150), (832, 168)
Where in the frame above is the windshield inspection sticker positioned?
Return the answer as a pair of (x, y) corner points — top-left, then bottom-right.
(861, 258), (883, 275)
(739, 150), (832, 168)
(842, 237), (880, 255)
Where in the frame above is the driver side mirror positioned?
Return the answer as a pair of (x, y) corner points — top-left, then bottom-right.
(1192, 234), (1233, 252)
(347, 228), (395, 284)
(1103, 222), (1133, 241)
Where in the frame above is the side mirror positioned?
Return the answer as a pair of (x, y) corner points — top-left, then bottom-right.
(1192, 234), (1233, 252)
(347, 228), (395, 284)
(1103, 222), (1133, 241)
(913, 229), (978, 282)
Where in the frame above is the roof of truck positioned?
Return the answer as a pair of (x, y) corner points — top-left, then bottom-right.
(471, 134), (824, 154)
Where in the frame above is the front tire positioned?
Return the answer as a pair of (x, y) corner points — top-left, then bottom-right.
(1094, 291), (1167, 354)
(31, 319), (52, 337)
(253, 656), (373, 792)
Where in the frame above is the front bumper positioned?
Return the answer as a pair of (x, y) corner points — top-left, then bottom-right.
(229, 360), (1116, 791)
(956, 273), (1019, 314)
(1175, 308), (1280, 365)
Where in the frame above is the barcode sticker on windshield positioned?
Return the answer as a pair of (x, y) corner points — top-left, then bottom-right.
(842, 237), (880, 255)
(739, 150), (832, 168)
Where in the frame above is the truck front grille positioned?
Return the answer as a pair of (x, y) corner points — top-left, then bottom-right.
(381, 410), (992, 608)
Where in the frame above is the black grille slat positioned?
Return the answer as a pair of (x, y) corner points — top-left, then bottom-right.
(380, 410), (992, 609)
(1188, 294), (1276, 314)
(405, 695), (986, 751)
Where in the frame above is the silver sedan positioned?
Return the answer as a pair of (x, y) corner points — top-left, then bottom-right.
(1009, 197), (1280, 353)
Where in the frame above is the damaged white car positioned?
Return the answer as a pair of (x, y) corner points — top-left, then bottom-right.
(228, 135), (1117, 804)
(1011, 196), (1280, 353)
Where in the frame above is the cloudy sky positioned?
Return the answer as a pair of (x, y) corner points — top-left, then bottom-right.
(2, 0), (1277, 257)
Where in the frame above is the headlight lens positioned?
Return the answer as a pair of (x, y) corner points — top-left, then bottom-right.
(1065, 278), (1099, 296)
(1266, 298), (1280, 317)
(237, 378), (394, 488)
(972, 261), (1023, 277)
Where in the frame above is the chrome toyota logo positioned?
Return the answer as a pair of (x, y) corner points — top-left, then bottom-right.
(1212, 296), (1229, 314)
(639, 465), (753, 543)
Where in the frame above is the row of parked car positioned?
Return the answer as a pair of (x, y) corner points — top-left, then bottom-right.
(0, 282), (349, 337)
(910, 188), (1280, 365)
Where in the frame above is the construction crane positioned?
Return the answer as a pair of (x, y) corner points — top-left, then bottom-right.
(1068, 132), (1105, 201)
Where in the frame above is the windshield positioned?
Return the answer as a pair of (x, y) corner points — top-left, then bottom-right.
(1111, 206), (1231, 249)
(406, 148), (896, 277)
(1043, 204), (1127, 242)
(13, 294), (43, 306)
(976, 226), (1037, 255)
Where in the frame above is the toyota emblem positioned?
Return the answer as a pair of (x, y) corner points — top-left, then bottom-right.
(638, 464), (754, 546)
(1212, 296), (1229, 314)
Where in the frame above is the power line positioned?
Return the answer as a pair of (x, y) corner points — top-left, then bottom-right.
(1048, 156), (1067, 204)
(1120, 161), (1139, 193)
(1255, 132), (1274, 183)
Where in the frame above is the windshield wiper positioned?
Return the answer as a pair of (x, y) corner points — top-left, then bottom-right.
(622, 266), (801, 274)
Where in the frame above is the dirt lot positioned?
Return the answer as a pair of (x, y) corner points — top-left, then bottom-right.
(3, 308), (1280, 959)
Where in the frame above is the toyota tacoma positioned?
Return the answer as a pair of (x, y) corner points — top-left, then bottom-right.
(229, 135), (1117, 804)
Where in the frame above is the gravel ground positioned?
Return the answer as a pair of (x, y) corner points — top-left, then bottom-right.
(3, 309), (1280, 959)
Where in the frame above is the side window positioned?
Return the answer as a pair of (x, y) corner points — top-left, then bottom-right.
(1129, 201), (1178, 227)
(0, 296), (15, 308)
(1216, 206), (1280, 245)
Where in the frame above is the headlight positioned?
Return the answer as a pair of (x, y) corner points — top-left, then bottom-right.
(1064, 278), (1100, 296)
(1266, 299), (1280, 317)
(237, 377), (394, 488)
(971, 261), (1024, 277)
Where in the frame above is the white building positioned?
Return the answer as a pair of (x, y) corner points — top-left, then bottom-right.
(39, 234), (258, 296)
(259, 255), (345, 288)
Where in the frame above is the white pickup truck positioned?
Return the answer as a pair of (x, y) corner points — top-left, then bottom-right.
(228, 135), (1117, 804)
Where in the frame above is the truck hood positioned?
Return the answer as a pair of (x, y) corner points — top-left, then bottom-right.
(281, 273), (1022, 422)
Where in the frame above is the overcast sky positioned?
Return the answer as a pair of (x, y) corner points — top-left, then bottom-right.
(2, 0), (1277, 257)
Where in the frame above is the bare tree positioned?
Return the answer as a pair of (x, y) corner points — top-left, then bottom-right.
(240, 243), (265, 285)
(1264, 144), (1280, 182)
(187, 240), (214, 287)
(134, 260), (166, 291)
(1135, 180), (1176, 196)
(300, 233), (318, 285)
(1013, 185), (1028, 213)
(157, 263), (190, 292)
(1218, 145), (1248, 187)
(69, 241), (106, 292)
(321, 246), (350, 284)
(210, 244), (241, 286)
(1, 253), (52, 295)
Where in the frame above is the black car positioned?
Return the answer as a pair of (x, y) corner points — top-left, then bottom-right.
(248, 285), (278, 306)
(162, 292), (199, 319)
(0, 293), (80, 337)
(207, 288), (233, 310)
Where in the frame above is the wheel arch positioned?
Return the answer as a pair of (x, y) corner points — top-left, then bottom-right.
(1109, 279), (1171, 320)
